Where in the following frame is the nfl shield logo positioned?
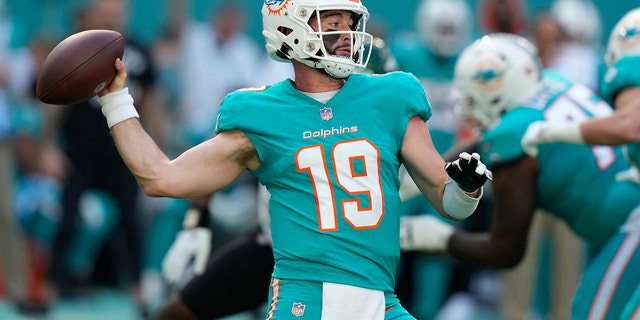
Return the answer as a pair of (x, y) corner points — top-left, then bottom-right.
(291, 302), (306, 317)
(319, 107), (333, 121)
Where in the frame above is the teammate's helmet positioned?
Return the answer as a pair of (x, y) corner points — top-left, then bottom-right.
(453, 33), (543, 132)
(415, 0), (472, 57)
(262, 0), (373, 78)
(550, 0), (602, 45)
(605, 8), (640, 67)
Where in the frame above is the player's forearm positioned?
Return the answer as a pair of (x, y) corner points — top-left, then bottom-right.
(98, 86), (180, 197)
(110, 118), (173, 197)
(580, 115), (640, 145)
(448, 231), (523, 268)
(448, 158), (536, 269)
(401, 117), (449, 215)
(582, 96), (640, 145)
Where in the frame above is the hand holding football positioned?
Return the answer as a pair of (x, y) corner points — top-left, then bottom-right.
(36, 29), (124, 105)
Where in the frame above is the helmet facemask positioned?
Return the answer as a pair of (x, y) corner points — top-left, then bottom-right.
(306, 10), (373, 78)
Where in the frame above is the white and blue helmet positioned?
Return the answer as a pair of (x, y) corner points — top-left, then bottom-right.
(453, 34), (543, 131)
(415, 0), (473, 57)
(262, 0), (373, 78)
(605, 7), (640, 67)
(550, 0), (602, 44)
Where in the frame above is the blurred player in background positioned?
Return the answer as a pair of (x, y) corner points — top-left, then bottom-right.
(388, 0), (486, 318)
(177, 2), (262, 148)
(155, 185), (274, 320)
(477, 0), (528, 36)
(488, 2), (601, 318)
(404, 33), (640, 319)
(0, 5), (49, 312)
(43, 1), (158, 316)
(523, 6), (640, 180)
(522, 8), (640, 317)
(390, 0), (472, 154)
(547, 0), (603, 91)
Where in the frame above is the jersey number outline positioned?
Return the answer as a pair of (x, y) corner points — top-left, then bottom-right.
(296, 139), (384, 231)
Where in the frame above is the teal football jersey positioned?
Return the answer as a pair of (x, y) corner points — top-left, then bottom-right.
(216, 72), (431, 292)
(599, 56), (640, 168)
(480, 71), (640, 249)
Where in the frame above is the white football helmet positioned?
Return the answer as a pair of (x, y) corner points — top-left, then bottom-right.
(550, 0), (602, 44)
(453, 34), (543, 132)
(605, 7), (640, 67)
(262, 0), (373, 78)
(415, 0), (473, 57)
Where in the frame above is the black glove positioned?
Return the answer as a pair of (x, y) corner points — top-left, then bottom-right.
(445, 152), (493, 192)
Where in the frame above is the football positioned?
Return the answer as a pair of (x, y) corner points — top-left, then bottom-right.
(35, 29), (125, 105)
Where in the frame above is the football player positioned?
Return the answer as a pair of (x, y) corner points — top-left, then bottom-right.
(403, 33), (640, 319)
(522, 7), (640, 183)
(94, 0), (491, 318)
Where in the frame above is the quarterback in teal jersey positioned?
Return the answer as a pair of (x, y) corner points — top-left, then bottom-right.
(89, 0), (492, 319)
(410, 33), (640, 319)
(522, 7), (640, 183)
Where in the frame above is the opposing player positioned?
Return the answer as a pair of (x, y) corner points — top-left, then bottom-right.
(522, 7), (640, 181)
(93, 0), (491, 319)
(401, 33), (640, 319)
(156, 185), (274, 320)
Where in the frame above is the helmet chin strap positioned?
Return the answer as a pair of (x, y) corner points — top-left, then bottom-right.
(317, 66), (350, 79)
(317, 55), (356, 79)
(303, 56), (344, 79)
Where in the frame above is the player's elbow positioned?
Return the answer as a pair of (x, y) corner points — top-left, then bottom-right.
(139, 181), (167, 198)
(495, 253), (524, 269)
(138, 178), (182, 198)
(485, 254), (522, 269)
(617, 117), (640, 142)
(489, 243), (526, 269)
(140, 178), (206, 199)
(607, 104), (640, 142)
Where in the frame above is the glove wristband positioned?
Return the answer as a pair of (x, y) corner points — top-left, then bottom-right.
(541, 122), (584, 144)
(98, 87), (139, 128)
(399, 216), (454, 251)
(443, 179), (482, 220)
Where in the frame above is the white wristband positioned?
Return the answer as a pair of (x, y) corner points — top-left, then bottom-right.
(98, 87), (139, 128)
(541, 122), (584, 144)
(443, 179), (481, 220)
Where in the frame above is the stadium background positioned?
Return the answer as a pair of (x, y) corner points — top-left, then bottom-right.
(5, 0), (637, 49)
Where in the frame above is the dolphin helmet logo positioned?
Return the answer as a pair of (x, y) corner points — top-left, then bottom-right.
(265, 0), (290, 15)
(473, 56), (506, 92)
(617, 23), (640, 50)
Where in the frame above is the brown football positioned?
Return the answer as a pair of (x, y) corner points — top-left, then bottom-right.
(36, 29), (124, 105)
